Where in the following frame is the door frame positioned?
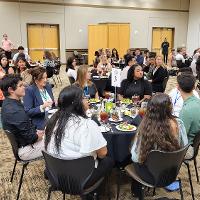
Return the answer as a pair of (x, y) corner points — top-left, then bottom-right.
(151, 27), (175, 54)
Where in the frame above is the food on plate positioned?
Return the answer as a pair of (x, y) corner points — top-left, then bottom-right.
(121, 98), (132, 105)
(111, 112), (119, 121)
(89, 98), (100, 103)
(118, 122), (135, 131)
(124, 110), (131, 116)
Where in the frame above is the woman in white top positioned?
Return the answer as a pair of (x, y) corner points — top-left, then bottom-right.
(45, 85), (113, 188)
(66, 57), (77, 81)
(97, 55), (112, 75)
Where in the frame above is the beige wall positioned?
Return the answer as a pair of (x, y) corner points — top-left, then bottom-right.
(0, 1), (189, 62)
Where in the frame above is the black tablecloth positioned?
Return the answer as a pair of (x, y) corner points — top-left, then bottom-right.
(102, 115), (141, 164)
(92, 77), (115, 97)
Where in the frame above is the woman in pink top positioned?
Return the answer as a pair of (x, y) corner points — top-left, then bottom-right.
(2, 34), (14, 59)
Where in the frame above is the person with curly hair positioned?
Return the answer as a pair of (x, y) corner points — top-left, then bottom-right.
(130, 93), (188, 198)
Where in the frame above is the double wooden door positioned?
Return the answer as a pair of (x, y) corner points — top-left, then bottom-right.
(152, 27), (174, 56)
(27, 24), (60, 62)
(88, 23), (130, 65)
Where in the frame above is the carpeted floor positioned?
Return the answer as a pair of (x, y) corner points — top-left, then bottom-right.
(0, 66), (199, 200)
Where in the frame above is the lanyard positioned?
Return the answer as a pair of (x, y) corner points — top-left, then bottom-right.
(83, 86), (89, 96)
(40, 89), (48, 101)
(173, 91), (181, 106)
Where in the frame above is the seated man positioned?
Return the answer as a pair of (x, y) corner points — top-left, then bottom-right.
(12, 46), (30, 63)
(169, 68), (199, 117)
(178, 73), (200, 144)
(0, 74), (44, 160)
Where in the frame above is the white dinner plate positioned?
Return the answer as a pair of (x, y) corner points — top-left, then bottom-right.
(115, 124), (137, 132)
(100, 126), (110, 133)
(48, 109), (58, 114)
(109, 117), (123, 123)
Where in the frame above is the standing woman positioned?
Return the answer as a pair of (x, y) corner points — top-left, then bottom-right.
(75, 65), (99, 99)
(1, 34), (14, 60)
(149, 55), (168, 93)
(23, 67), (54, 130)
(0, 54), (14, 74)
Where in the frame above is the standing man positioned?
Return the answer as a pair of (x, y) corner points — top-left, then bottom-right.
(161, 38), (169, 64)
(1, 34), (14, 60)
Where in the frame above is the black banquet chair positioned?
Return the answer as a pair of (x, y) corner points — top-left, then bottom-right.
(4, 130), (43, 200)
(184, 131), (200, 200)
(42, 151), (105, 200)
(68, 76), (75, 85)
(125, 144), (190, 200)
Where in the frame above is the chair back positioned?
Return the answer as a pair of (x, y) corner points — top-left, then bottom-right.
(46, 66), (54, 78)
(162, 76), (169, 92)
(145, 144), (189, 187)
(42, 151), (95, 195)
(4, 130), (21, 161)
(192, 131), (200, 158)
(68, 76), (75, 85)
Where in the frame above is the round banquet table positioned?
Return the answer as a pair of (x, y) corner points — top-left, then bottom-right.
(100, 115), (142, 164)
(92, 76), (115, 97)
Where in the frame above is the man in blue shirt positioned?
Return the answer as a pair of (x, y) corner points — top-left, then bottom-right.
(134, 48), (144, 66)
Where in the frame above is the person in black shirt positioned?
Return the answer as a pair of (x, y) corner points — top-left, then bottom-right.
(0, 74), (44, 160)
(161, 38), (169, 64)
(149, 56), (169, 93)
(119, 64), (152, 101)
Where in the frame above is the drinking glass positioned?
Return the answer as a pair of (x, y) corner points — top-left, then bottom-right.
(100, 111), (109, 123)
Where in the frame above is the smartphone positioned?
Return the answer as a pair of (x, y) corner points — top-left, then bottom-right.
(165, 180), (180, 191)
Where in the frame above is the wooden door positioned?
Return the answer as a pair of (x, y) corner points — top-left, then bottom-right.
(152, 27), (174, 56)
(118, 24), (130, 58)
(108, 24), (120, 53)
(27, 24), (60, 62)
(88, 25), (108, 65)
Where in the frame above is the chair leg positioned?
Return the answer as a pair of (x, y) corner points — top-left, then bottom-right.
(179, 178), (184, 200)
(185, 163), (195, 200)
(10, 159), (17, 182)
(58, 76), (62, 84)
(116, 169), (122, 200)
(16, 163), (29, 200)
(153, 187), (156, 196)
(56, 75), (60, 84)
(63, 193), (65, 200)
(52, 77), (57, 87)
(47, 186), (52, 200)
(139, 186), (144, 200)
(194, 158), (199, 182)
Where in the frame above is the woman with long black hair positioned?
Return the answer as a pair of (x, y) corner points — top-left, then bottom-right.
(45, 85), (113, 189)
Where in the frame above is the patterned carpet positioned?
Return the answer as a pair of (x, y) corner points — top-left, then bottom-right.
(0, 66), (199, 200)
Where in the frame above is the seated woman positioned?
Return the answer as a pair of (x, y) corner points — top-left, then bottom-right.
(43, 50), (56, 78)
(119, 64), (152, 101)
(66, 56), (77, 83)
(23, 67), (54, 130)
(97, 55), (112, 75)
(16, 57), (32, 86)
(111, 48), (119, 62)
(45, 85), (113, 189)
(75, 65), (99, 99)
(0, 54), (14, 74)
(149, 55), (168, 92)
(130, 93), (188, 197)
